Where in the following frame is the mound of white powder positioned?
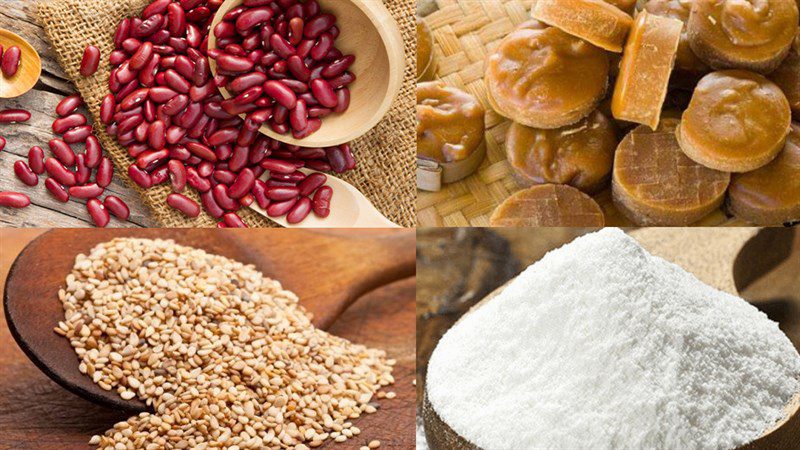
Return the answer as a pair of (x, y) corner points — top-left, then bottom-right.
(426, 228), (800, 450)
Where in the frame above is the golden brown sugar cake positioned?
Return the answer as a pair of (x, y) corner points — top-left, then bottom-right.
(417, 82), (485, 164)
(728, 123), (800, 225)
(769, 31), (800, 119)
(687, 0), (798, 73)
(643, 0), (710, 74)
(505, 110), (618, 193)
(613, 118), (730, 225)
(531, 0), (633, 52)
(677, 70), (791, 172)
(612, 10), (683, 130)
(489, 184), (606, 227)
(485, 21), (609, 129)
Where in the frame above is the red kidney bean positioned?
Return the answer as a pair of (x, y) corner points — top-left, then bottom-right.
(305, 159), (331, 171)
(216, 53), (254, 72)
(139, 53), (161, 86)
(104, 196), (130, 220)
(48, 139), (76, 166)
(236, 7), (274, 32)
(310, 33), (332, 60)
(75, 154), (91, 185)
(260, 158), (297, 174)
(129, 41), (153, 70)
(114, 18), (132, 48)
(263, 80), (297, 109)
(79, 45), (101, 76)
(310, 78), (337, 108)
(52, 113), (87, 134)
(328, 71), (356, 89)
(121, 88), (150, 110)
(321, 55), (355, 78)
(128, 164), (153, 189)
(110, 50), (128, 66)
(298, 172), (326, 196)
(228, 168), (255, 198)
(266, 197), (297, 217)
(122, 38), (142, 54)
(213, 169), (236, 185)
(87, 198), (110, 227)
(0, 135), (4, 152)
(0, 109), (30, 123)
(238, 193), (254, 207)
(136, 149), (169, 170)
(136, 13), (164, 38)
(84, 136), (102, 168)
(167, 160), (187, 192)
(292, 118), (321, 139)
(312, 185), (332, 217)
(251, 179), (270, 209)
(69, 183), (104, 199)
(96, 158), (114, 187)
(147, 120), (167, 150)
(304, 14), (335, 39)
(28, 146), (45, 174)
(289, 99), (308, 131)
(333, 88), (350, 113)
(266, 185), (300, 201)
(286, 196), (311, 223)
(62, 125), (93, 144)
(150, 165), (169, 186)
(222, 212), (248, 227)
(100, 94), (116, 124)
(142, 0), (170, 18)
(1, 46), (21, 77)
(13, 161), (38, 186)
(199, 190), (223, 218)
(212, 184), (240, 210)
(208, 128), (238, 146)
(186, 142), (217, 161)
(167, 2), (187, 36)
(44, 158), (76, 186)
(56, 94), (82, 116)
(165, 69), (191, 93)
(167, 193), (201, 217)
(44, 178), (69, 202)
(0, 191), (30, 208)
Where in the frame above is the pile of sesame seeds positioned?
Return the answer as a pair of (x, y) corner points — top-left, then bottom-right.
(54, 238), (395, 449)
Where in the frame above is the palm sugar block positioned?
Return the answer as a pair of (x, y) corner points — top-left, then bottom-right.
(485, 21), (609, 129)
(531, 0), (633, 52)
(489, 184), (605, 227)
(728, 123), (800, 225)
(677, 70), (791, 172)
(612, 10), (683, 130)
(505, 110), (617, 193)
(687, 0), (798, 73)
(613, 118), (730, 225)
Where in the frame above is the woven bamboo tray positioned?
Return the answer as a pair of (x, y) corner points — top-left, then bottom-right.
(416, 0), (747, 227)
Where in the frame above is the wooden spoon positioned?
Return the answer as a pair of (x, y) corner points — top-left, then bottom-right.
(3, 228), (414, 411)
(422, 228), (800, 450)
(250, 169), (399, 227)
(0, 29), (41, 98)
(207, 0), (406, 148)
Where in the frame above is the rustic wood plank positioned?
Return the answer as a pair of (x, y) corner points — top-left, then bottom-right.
(0, 1), (155, 227)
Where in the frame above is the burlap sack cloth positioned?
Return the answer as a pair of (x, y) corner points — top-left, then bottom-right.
(36, 0), (416, 228)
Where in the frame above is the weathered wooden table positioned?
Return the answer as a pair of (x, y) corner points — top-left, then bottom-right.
(0, 1), (154, 227)
(0, 229), (416, 449)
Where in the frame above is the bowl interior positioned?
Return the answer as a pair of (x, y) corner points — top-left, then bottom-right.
(0, 29), (42, 99)
(209, 0), (404, 147)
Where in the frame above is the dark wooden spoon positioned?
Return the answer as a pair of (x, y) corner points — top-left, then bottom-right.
(3, 229), (415, 412)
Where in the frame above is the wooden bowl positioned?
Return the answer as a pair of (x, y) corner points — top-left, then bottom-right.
(0, 29), (41, 98)
(208, 0), (405, 147)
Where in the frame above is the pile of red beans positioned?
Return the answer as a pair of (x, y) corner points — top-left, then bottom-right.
(102, 0), (356, 226)
(210, 0), (355, 138)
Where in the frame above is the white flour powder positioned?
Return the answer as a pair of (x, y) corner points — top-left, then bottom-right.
(426, 228), (800, 450)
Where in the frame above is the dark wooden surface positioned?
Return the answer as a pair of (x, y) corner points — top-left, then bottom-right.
(416, 227), (800, 437)
(0, 228), (416, 449)
(0, 0), (154, 228)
